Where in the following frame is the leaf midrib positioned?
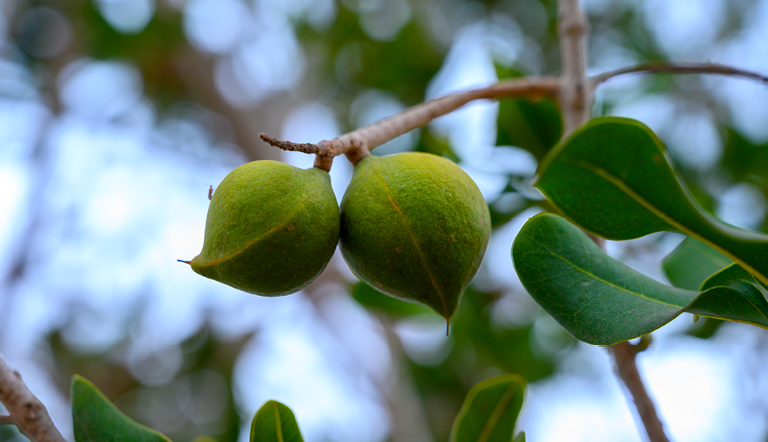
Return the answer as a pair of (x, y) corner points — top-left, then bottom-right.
(194, 193), (312, 268)
(476, 385), (518, 442)
(273, 402), (284, 442)
(528, 233), (687, 309)
(565, 156), (768, 285)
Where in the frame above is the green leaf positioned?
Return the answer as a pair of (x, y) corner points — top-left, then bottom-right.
(662, 237), (732, 290)
(535, 117), (768, 286)
(690, 263), (768, 325)
(513, 432), (526, 442)
(449, 374), (526, 442)
(702, 263), (768, 291)
(71, 375), (171, 442)
(512, 213), (768, 345)
(250, 400), (304, 442)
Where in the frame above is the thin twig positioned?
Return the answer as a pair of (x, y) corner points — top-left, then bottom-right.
(611, 342), (670, 442)
(0, 357), (66, 442)
(590, 61), (768, 88)
(260, 60), (768, 165)
(258, 134), (327, 155)
(260, 77), (560, 163)
(0, 414), (15, 424)
(556, 0), (671, 441)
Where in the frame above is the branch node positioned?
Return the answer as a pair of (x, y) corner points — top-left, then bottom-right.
(633, 335), (653, 354)
(259, 78), (558, 162)
(344, 136), (370, 165)
(313, 154), (334, 172)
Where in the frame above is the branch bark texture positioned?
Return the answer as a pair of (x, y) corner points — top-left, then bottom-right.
(260, 77), (560, 163)
(555, 1), (671, 441)
(0, 357), (66, 442)
(558, 0), (591, 133)
(260, 61), (766, 165)
(610, 342), (671, 442)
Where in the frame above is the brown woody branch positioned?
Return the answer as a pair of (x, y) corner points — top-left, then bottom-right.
(261, 62), (766, 171)
(558, 0), (591, 133)
(590, 61), (768, 88)
(611, 341), (670, 442)
(260, 77), (560, 169)
(0, 357), (66, 442)
(556, 0), (671, 441)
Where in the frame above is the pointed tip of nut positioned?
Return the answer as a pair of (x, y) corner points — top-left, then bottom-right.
(177, 259), (191, 265)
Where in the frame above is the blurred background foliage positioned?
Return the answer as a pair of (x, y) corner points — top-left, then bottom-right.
(2, 0), (768, 441)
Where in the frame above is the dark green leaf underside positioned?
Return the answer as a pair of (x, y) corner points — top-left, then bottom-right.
(535, 117), (768, 287)
(662, 237), (732, 290)
(512, 213), (768, 345)
(71, 376), (171, 442)
(449, 374), (526, 442)
(250, 400), (304, 442)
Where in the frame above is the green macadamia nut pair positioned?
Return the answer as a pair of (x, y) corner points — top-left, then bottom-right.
(189, 161), (339, 296)
(186, 152), (491, 320)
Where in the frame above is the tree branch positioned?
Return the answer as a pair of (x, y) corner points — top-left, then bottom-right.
(556, 1), (670, 441)
(558, 0), (591, 133)
(590, 61), (768, 88)
(611, 342), (670, 442)
(259, 77), (560, 164)
(0, 357), (66, 442)
(260, 60), (768, 168)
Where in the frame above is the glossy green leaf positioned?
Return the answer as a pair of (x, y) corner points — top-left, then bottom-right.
(662, 237), (732, 290)
(702, 263), (768, 291)
(690, 263), (768, 325)
(513, 432), (526, 442)
(71, 375), (171, 442)
(512, 213), (768, 345)
(535, 117), (768, 286)
(250, 400), (304, 442)
(449, 374), (525, 442)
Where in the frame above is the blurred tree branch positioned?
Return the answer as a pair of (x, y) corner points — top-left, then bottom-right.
(0, 357), (66, 442)
(173, 50), (286, 162)
(591, 61), (768, 88)
(301, 265), (436, 442)
(611, 341), (670, 442)
(558, 0), (591, 133)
